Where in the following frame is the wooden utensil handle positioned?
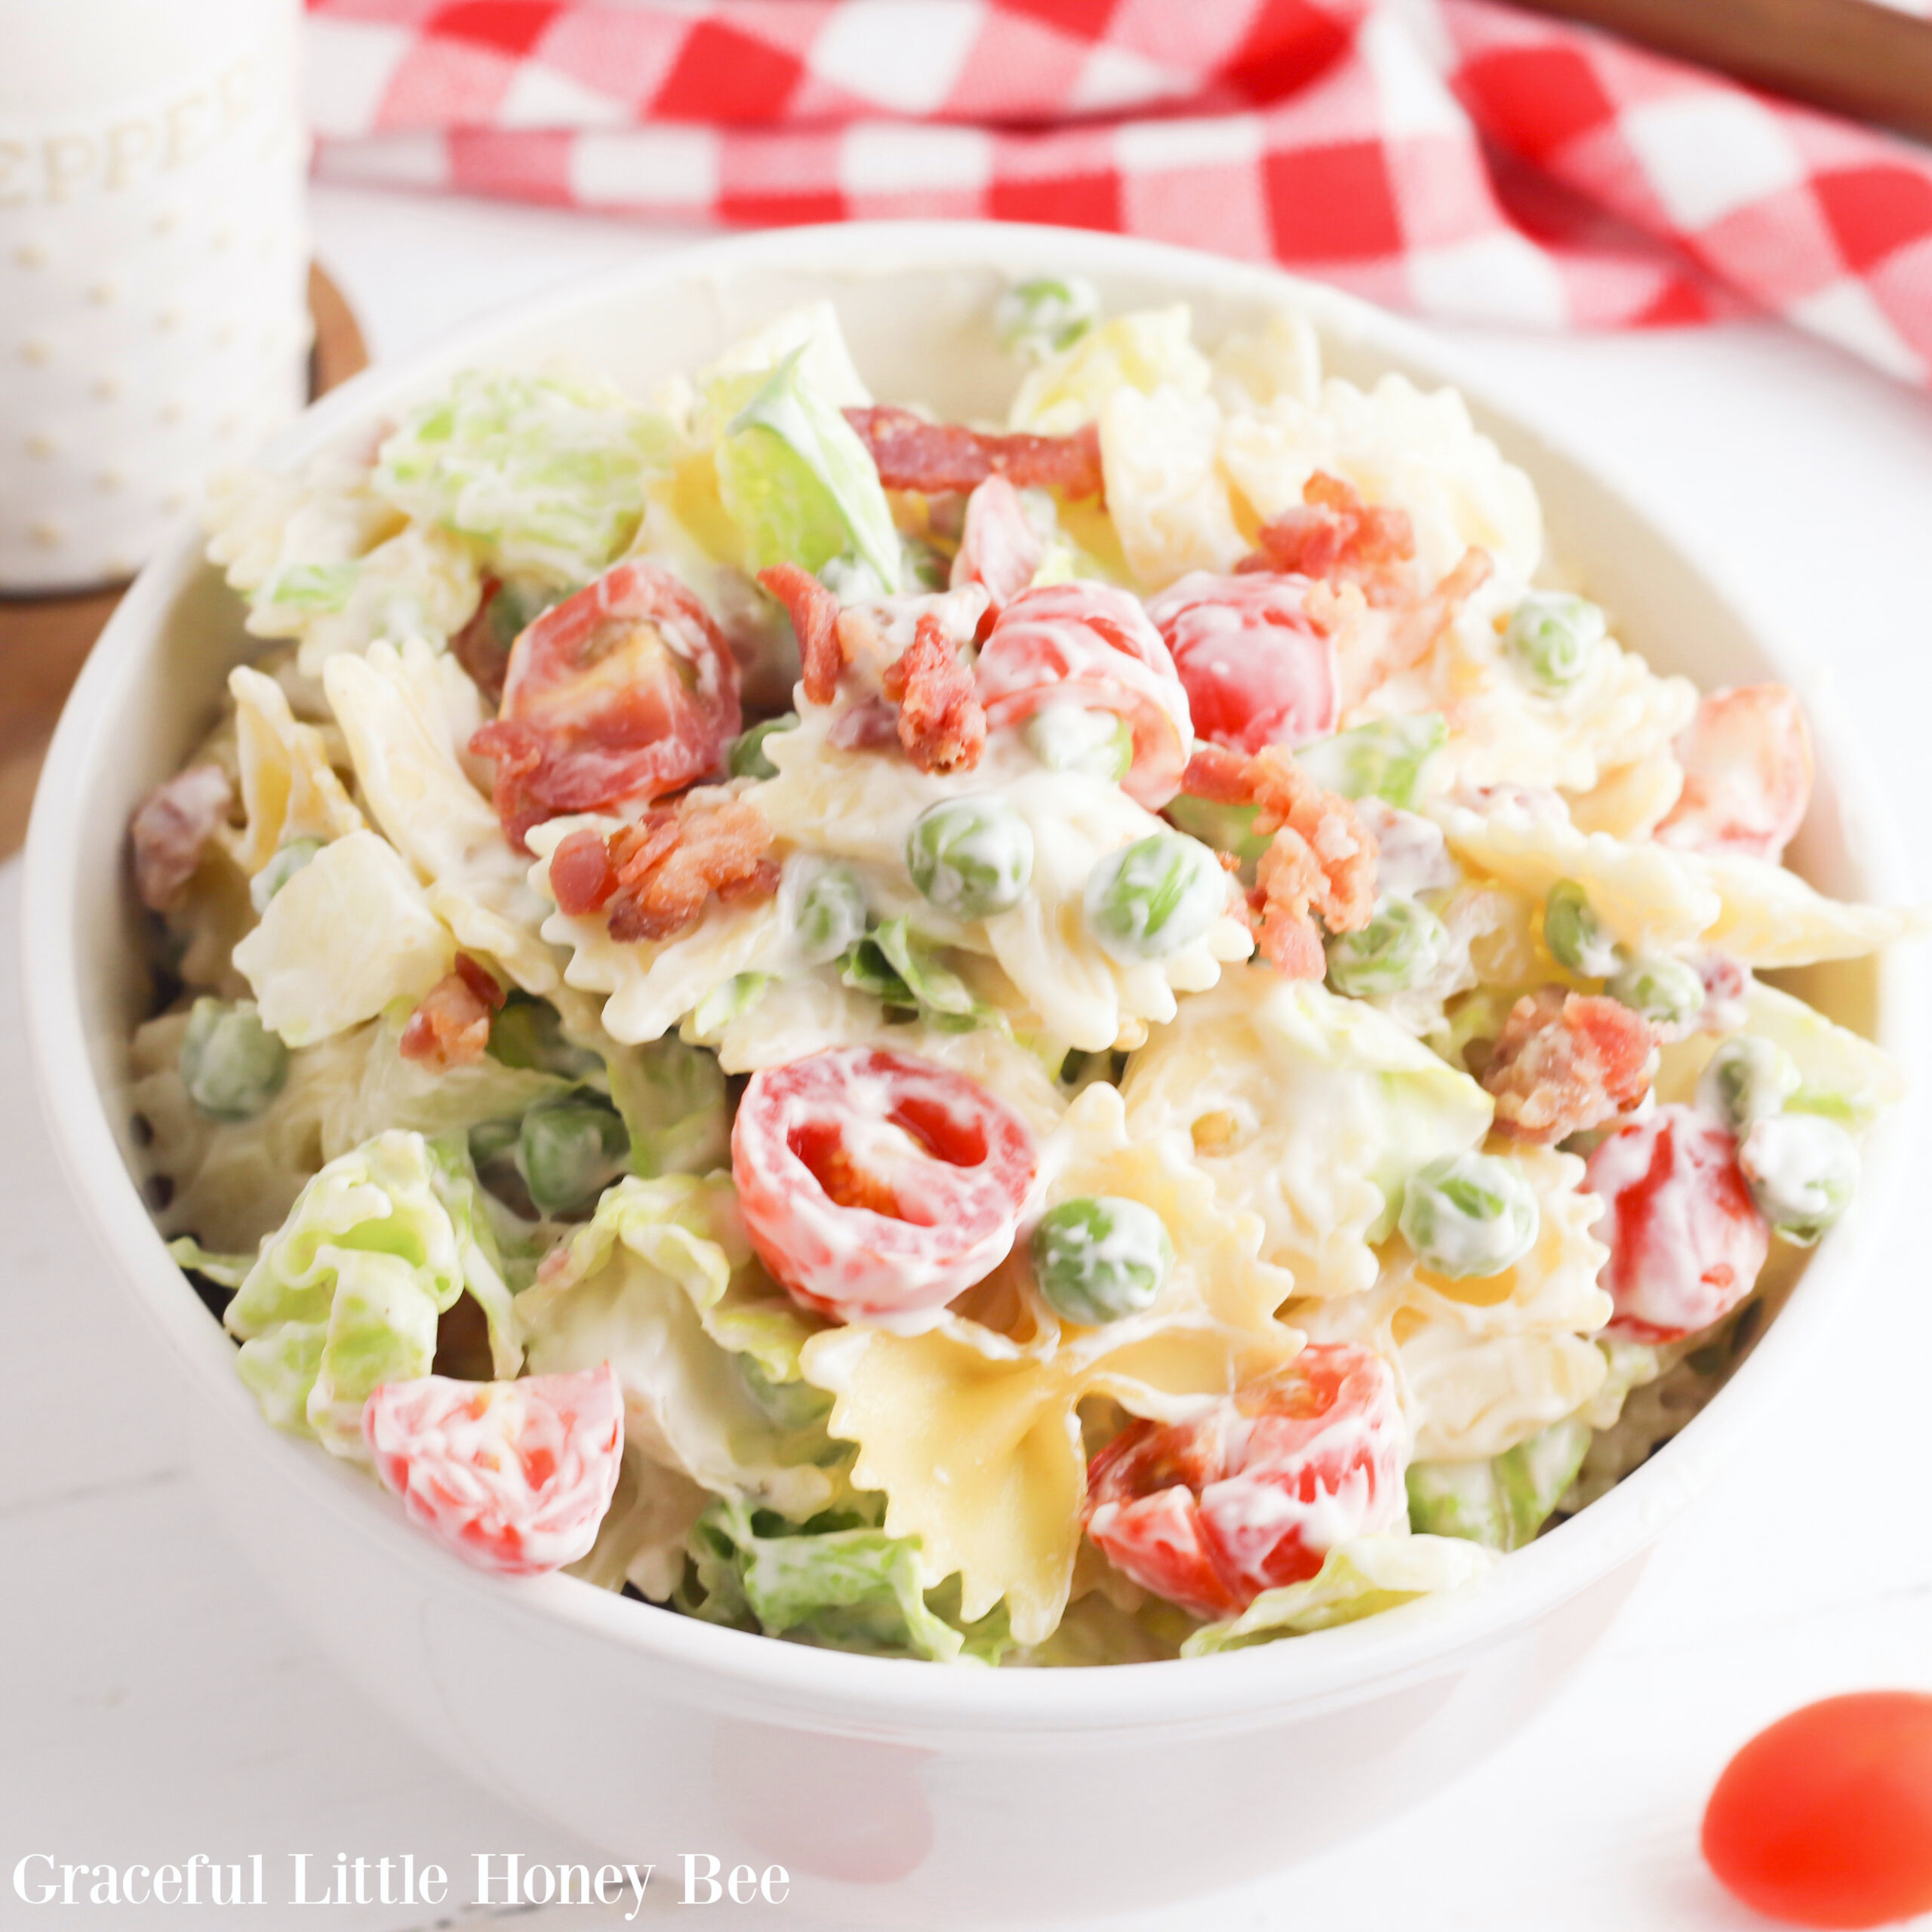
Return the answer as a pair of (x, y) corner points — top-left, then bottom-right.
(1510, 0), (1932, 146)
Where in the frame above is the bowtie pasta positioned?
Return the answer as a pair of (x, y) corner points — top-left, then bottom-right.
(131, 285), (1920, 1663)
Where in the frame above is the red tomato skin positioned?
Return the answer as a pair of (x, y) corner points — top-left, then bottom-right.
(1083, 1343), (1407, 1619)
(949, 475), (1044, 631)
(363, 1366), (624, 1578)
(1703, 1693), (1932, 1929)
(1586, 1105), (1770, 1343)
(731, 1047), (1038, 1324)
(1146, 572), (1340, 755)
(470, 560), (741, 848)
(974, 583), (1192, 808)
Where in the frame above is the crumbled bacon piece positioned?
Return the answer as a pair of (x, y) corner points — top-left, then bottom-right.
(400, 955), (506, 1072)
(845, 406), (1105, 500)
(603, 795), (780, 945)
(881, 614), (986, 774)
(130, 763), (234, 912)
(549, 827), (618, 915)
(449, 576), (510, 708)
(1482, 988), (1656, 1143)
(826, 696), (900, 752)
(1178, 745), (1377, 979)
(757, 563), (844, 706)
(1240, 472), (1416, 607)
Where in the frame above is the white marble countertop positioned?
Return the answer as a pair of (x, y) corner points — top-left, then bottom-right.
(5, 185), (1931, 1931)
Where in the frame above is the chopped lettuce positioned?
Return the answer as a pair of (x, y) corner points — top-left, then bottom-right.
(1180, 1534), (1496, 1654)
(839, 918), (998, 1033)
(515, 1175), (839, 1519)
(374, 368), (676, 584)
(223, 1131), (520, 1457)
(604, 1035), (731, 1178)
(679, 1497), (1008, 1663)
(1406, 1417), (1591, 1551)
(712, 349), (900, 592)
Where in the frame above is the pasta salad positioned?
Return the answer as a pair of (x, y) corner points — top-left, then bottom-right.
(125, 282), (1916, 1664)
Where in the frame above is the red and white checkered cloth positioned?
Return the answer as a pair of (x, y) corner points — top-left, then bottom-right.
(306, 0), (1932, 386)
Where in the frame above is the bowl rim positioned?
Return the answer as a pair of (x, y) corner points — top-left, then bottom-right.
(22, 217), (1923, 1737)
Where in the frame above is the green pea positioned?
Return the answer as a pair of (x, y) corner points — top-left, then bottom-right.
(1504, 593), (1605, 694)
(994, 275), (1100, 361)
(1738, 1113), (1858, 1245)
(1295, 715), (1446, 810)
(1400, 1151), (1540, 1278)
(517, 1095), (630, 1215)
(1606, 954), (1704, 1029)
(1025, 703), (1134, 783)
(795, 866), (869, 966)
(1030, 1195), (1174, 1325)
(179, 998), (291, 1123)
(1543, 878), (1622, 979)
(1084, 832), (1226, 963)
(906, 797), (1034, 920)
(729, 712), (800, 781)
(1698, 1032), (1801, 1134)
(1324, 896), (1448, 997)
(249, 838), (323, 914)
(488, 993), (604, 1078)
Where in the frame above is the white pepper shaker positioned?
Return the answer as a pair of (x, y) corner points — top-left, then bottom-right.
(0, 0), (310, 593)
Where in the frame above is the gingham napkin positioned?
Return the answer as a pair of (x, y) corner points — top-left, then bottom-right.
(305, 0), (1932, 386)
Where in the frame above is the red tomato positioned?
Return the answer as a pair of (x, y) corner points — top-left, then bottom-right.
(949, 475), (1044, 631)
(974, 583), (1192, 808)
(1657, 684), (1814, 863)
(470, 560), (741, 849)
(1703, 1693), (1932, 1929)
(1082, 1343), (1407, 1620)
(1146, 572), (1340, 755)
(1586, 1105), (1769, 1342)
(732, 1047), (1038, 1324)
(362, 1366), (624, 1578)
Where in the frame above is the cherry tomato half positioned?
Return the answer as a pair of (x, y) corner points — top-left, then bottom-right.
(975, 582), (1192, 808)
(362, 1365), (624, 1577)
(1146, 571), (1339, 756)
(470, 560), (742, 848)
(1586, 1105), (1769, 1343)
(1703, 1692), (1932, 1928)
(1657, 684), (1814, 864)
(731, 1046), (1038, 1324)
(1082, 1343), (1407, 1619)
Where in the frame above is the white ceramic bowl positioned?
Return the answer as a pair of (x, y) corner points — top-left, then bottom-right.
(23, 223), (1918, 1925)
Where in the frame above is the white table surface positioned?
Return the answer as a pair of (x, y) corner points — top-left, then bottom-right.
(5, 183), (1932, 1931)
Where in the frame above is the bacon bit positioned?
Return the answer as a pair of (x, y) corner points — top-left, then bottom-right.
(845, 405), (1105, 500)
(1240, 472), (1416, 607)
(1182, 741), (1257, 806)
(881, 614), (986, 774)
(1482, 988), (1656, 1143)
(131, 764), (234, 912)
(1183, 745), (1378, 979)
(602, 795), (780, 946)
(549, 827), (618, 916)
(1386, 546), (1494, 676)
(449, 576), (510, 708)
(950, 475), (1044, 630)
(400, 954), (506, 1072)
(1656, 685), (1814, 863)
(757, 563), (844, 707)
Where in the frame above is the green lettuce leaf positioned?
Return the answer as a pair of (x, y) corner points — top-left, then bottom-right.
(603, 1035), (731, 1178)
(1406, 1417), (1590, 1551)
(1180, 1534), (1496, 1655)
(678, 1497), (1009, 1664)
(712, 349), (900, 592)
(515, 1175), (838, 1518)
(374, 368), (677, 584)
(223, 1130), (520, 1457)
